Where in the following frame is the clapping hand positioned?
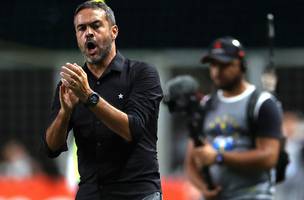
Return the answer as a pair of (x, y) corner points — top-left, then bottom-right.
(60, 63), (93, 103)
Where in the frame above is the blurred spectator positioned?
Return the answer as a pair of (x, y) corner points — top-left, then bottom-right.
(275, 111), (304, 200)
(0, 140), (34, 179)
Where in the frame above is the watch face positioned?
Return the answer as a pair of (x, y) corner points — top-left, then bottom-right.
(90, 93), (99, 104)
(87, 92), (99, 106)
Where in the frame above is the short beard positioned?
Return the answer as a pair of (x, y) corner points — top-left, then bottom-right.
(218, 74), (243, 91)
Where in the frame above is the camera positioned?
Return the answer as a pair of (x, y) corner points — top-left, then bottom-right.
(163, 75), (202, 114)
(163, 75), (215, 189)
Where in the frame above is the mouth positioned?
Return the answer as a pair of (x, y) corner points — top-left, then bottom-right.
(85, 40), (98, 55)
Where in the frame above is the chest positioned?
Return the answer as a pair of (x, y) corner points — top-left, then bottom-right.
(90, 72), (130, 109)
(203, 97), (253, 137)
(203, 98), (254, 150)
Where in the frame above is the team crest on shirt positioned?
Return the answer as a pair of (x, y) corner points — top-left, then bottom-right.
(207, 115), (240, 151)
(213, 136), (235, 151)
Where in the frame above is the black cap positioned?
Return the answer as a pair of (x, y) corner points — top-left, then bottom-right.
(201, 36), (245, 64)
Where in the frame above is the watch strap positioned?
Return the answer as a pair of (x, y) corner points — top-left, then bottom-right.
(215, 152), (224, 165)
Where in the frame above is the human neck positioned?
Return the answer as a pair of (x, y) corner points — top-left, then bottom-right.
(222, 80), (250, 97)
(87, 46), (116, 78)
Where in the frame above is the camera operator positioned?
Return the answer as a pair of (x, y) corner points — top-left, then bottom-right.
(184, 37), (283, 200)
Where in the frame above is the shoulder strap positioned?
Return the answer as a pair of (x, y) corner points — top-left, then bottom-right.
(246, 89), (261, 142)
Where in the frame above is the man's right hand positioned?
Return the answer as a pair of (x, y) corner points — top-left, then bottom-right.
(45, 84), (78, 153)
(59, 84), (79, 113)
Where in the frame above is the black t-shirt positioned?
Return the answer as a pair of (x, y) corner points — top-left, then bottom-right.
(42, 52), (163, 199)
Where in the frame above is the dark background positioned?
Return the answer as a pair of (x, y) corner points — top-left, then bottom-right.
(1, 0), (304, 49)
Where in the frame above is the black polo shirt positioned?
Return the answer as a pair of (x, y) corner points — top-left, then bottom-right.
(42, 52), (163, 199)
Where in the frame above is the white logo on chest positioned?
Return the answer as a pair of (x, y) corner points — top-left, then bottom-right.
(118, 93), (124, 99)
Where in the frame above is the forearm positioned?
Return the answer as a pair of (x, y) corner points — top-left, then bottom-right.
(222, 148), (278, 170)
(185, 142), (207, 192)
(89, 97), (131, 142)
(46, 109), (71, 151)
(221, 137), (280, 170)
(186, 159), (207, 192)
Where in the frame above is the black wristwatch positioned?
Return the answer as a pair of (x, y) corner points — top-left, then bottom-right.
(84, 92), (100, 107)
(215, 152), (224, 165)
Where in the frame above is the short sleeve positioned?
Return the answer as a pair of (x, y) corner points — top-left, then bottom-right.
(255, 97), (283, 139)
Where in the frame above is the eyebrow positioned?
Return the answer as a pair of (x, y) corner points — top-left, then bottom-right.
(76, 20), (101, 29)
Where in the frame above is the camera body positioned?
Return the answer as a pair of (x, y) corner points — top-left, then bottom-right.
(163, 75), (202, 114)
(163, 75), (206, 145)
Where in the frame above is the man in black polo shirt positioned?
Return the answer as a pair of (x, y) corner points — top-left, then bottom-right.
(42, 1), (163, 199)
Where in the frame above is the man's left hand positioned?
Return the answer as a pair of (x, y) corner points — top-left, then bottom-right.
(60, 63), (93, 103)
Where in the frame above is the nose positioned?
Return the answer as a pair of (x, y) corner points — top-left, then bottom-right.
(210, 65), (222, 78)
(210, 64), (220, 72)
(85, 27), (94, 39)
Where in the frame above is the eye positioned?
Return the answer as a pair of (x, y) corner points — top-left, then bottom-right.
(91, 22), (101, 30)
(77, 25), (86, 32)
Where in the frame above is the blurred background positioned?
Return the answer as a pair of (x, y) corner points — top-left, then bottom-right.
(1, 0), (304, 199)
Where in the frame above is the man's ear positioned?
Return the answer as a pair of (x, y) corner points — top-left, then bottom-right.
(111, 25), (118, 40)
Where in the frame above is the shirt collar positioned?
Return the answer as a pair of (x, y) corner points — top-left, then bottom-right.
(107, 51), (125, 72)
